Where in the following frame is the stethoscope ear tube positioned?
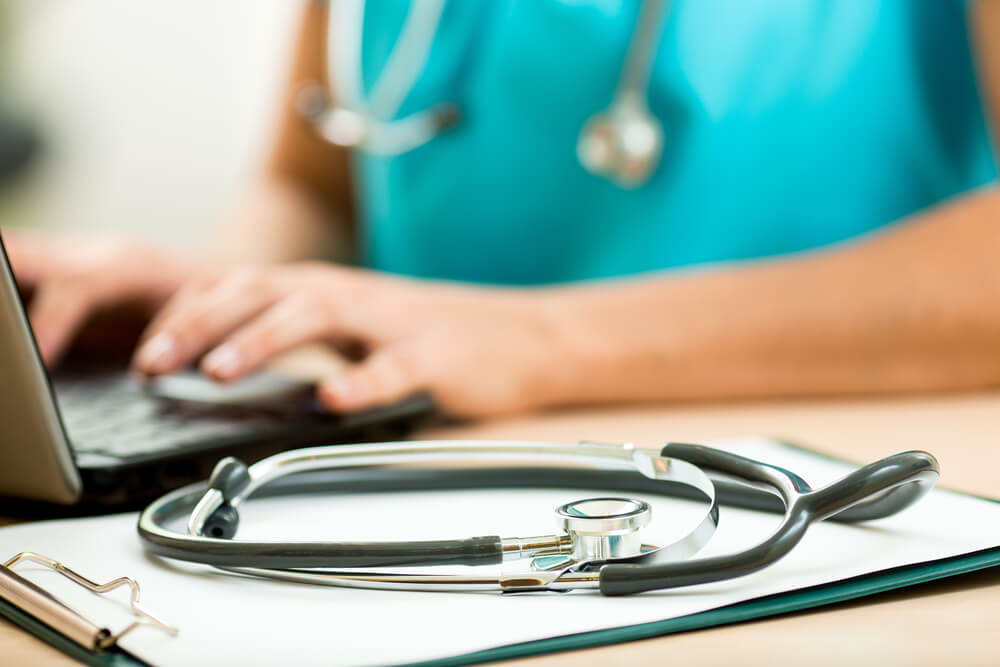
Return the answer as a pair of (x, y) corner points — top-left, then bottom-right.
(799, 451), (939, 521)
(141, 481), (507, 569)
(597, 446), (939, 596)
(661, 444), (939, 522)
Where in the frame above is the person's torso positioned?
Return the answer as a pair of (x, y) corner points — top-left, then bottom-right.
(352, 0), (997, 285)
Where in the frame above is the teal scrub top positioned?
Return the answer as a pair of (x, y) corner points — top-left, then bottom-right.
(352, 0), (997, 285)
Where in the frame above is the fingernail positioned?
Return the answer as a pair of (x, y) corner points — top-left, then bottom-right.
(135, 333), (178, 374)
(202, 343), (243, 380)
(323, 376), (359, 405)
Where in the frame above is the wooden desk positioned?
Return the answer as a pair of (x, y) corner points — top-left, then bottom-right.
(3, 391), (1000, 666)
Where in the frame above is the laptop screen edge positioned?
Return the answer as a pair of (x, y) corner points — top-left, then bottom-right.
(0, 230), (81, 503)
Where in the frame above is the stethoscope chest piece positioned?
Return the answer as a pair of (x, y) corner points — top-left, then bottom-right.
(556, 497), (651, 563)
(577, 96), (664, 188)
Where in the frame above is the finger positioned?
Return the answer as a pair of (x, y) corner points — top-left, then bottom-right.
(317, 345), (425, 412)
(2, 229), (47, 287)
(200, 296), (339, 381)
(136, 274), (215, 346)
(28, 282), (99, 366)
(133, 272), (277, 376)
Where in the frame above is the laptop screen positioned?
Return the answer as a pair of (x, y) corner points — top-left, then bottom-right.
(0, 232), (81, 503)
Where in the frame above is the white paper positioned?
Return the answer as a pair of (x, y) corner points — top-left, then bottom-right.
(2, 437), (998, 667)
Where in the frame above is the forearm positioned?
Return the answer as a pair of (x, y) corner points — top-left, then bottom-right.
(211, 1), (354, 264)
(546, 187), (1000, 405)
(210, 178), (352, 264)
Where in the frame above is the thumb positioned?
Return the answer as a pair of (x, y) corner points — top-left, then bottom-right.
(318, 345), (426, 412)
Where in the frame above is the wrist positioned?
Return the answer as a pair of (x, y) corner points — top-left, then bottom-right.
(527, 285), (636, 408)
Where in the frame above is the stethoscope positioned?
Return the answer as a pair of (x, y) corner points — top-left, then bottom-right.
(298, 0), (671, 188)
(138, 441), (939, 596)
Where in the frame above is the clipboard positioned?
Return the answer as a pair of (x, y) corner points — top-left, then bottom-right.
(0, 552), (174, 667)
(1, 440), (999, 666)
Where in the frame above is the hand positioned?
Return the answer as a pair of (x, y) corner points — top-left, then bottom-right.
(132, 263), (575, 417)
(3, 229), (204, 366)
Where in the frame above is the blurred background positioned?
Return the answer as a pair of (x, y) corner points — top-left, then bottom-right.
(0, 0), (301, 246)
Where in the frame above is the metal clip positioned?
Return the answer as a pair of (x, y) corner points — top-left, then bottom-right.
(1, 552), (177, 651)
(500, 561), (601, 594)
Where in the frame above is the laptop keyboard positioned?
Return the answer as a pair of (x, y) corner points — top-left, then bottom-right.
(54, 373), (282, 459)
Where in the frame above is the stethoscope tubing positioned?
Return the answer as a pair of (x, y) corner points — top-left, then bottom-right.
(314, 0), (672, 188)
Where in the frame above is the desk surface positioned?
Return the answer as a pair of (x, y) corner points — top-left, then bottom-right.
(3, 391), (999, 666)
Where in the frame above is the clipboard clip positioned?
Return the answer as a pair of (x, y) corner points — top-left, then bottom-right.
(1, 551), (177, 651)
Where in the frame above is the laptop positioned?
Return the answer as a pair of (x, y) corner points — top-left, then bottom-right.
(0, 233), (432, 509)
